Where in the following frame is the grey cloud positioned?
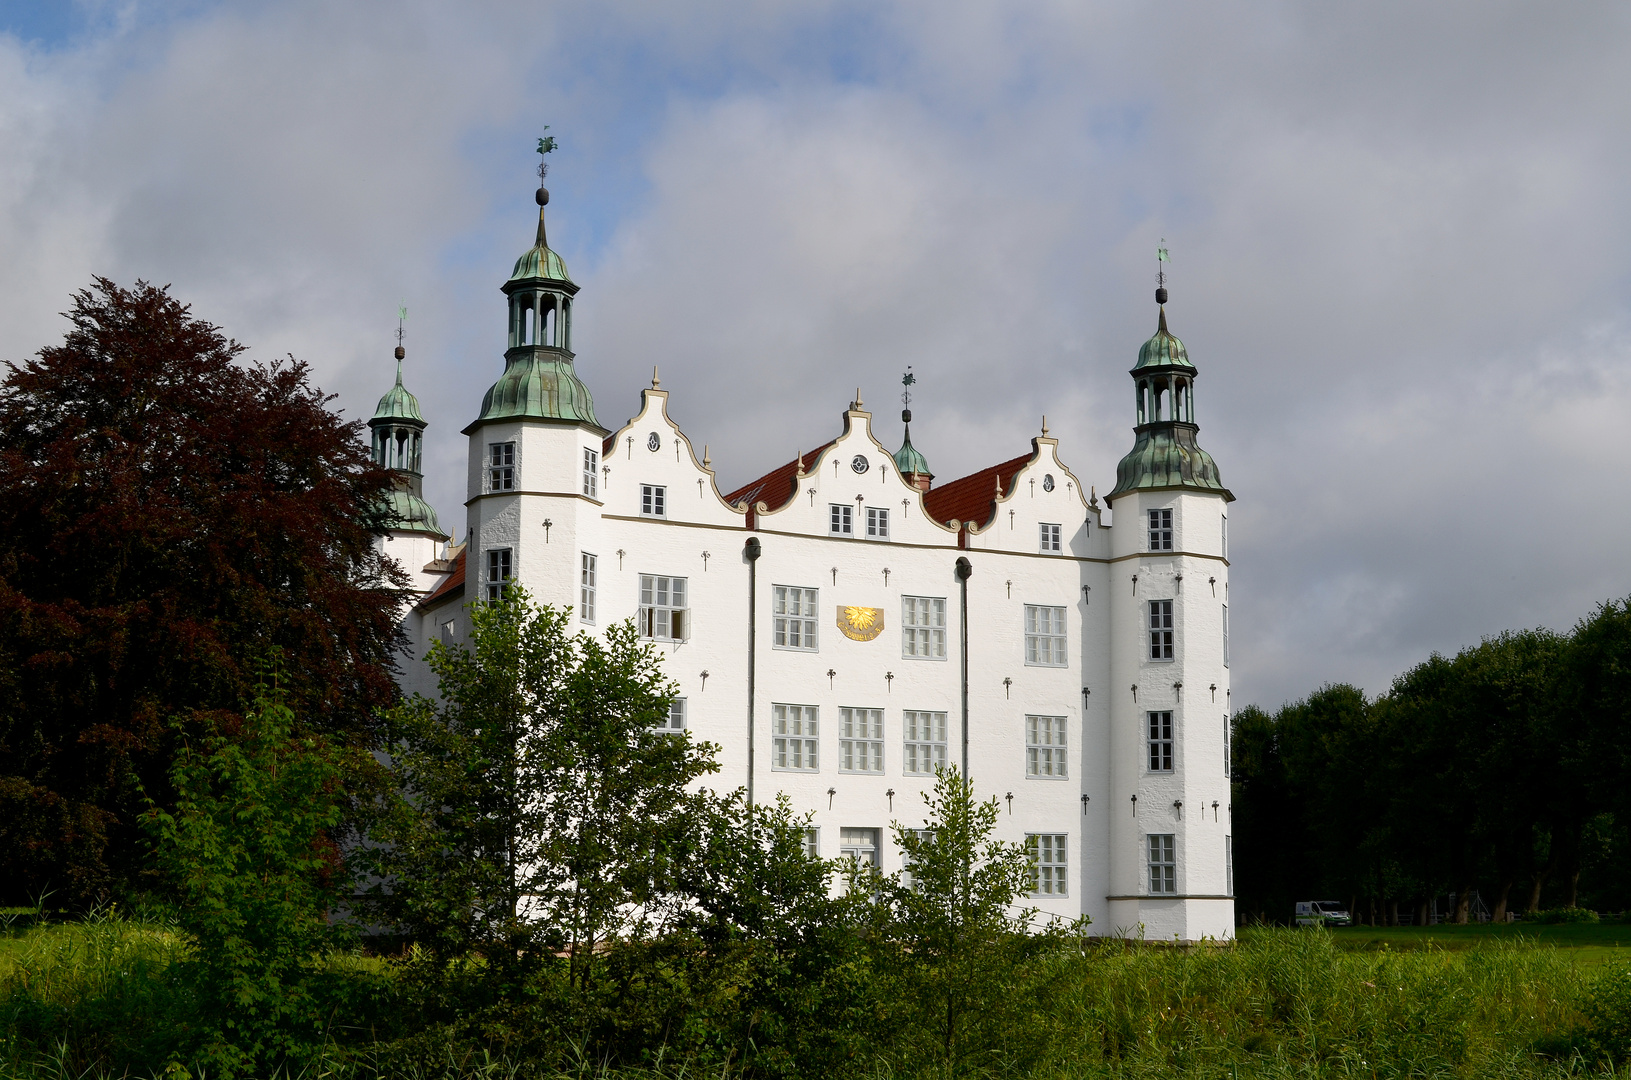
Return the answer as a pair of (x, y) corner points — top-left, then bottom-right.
(0, 0), (1627, 712)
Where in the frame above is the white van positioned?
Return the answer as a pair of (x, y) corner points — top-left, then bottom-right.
(1294, 900), (1353, 927)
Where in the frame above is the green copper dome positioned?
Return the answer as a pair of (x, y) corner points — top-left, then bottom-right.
(474, 350), (600, 427)
(1109, 426), (1229, 497)
(1108, 306), (1233, 502)
(1132, 308), (1196, 372)
(894, 428), (932, 477)
(373, 360), (425, 424)
(508, 208), (573, 285)
(382, 486), (448, 540)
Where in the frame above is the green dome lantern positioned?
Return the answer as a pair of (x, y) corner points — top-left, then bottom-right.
(469, 175), (604, 433)
(369, 347), (449, 540)
(1107, 302), (1232, 502)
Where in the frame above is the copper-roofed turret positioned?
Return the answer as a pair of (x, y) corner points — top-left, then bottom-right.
(1106, 260), (1231, 502)
(369, 329), (449, 540)
(893, 368), (933, 491)
(469, 136), (603, 432)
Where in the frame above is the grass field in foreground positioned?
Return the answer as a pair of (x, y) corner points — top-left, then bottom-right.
(1279, 922), (1631, 966)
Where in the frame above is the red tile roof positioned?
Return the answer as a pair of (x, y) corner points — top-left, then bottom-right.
(922, 453), (1033, 530)
(416, 548), (466, 610)
(602, 433), (617, 454)
(724, 441), (836, 520)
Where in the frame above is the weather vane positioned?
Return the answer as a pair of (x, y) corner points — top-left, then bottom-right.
(396, 303), (407, 349)
(1156, 239), (1170, 305)
(901, 366), (915, 409)
(537, 127), (557, 183)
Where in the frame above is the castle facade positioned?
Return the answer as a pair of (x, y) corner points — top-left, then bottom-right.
(367, 185), (1237, 940)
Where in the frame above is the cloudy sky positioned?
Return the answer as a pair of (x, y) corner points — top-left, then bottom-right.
(2, 1), (1628, 711)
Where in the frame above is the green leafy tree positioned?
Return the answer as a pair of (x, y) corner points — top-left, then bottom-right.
(863, 767), (1079, 1075)
(358, 588), (719, 1019)
(143, 681), (363, 1076)
(0, 279), (406, 906)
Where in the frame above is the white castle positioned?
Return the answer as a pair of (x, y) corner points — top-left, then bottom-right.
(367, 184), (1237, 940)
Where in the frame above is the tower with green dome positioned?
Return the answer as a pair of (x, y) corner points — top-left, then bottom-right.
(369, 343), (448, 542)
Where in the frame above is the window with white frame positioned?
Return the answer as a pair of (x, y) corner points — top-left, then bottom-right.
(1027, 833), (1068, 896)
(1025, 605), (1067, 667)
(803, 828), (820, 859)
(839, 707), (884, 773)
(1039, 522), (1062, 553)
(829, 503), (853, 536)
(1148, 711), (1174, 772)
(582, 447), (599, 498)
(485, 548), (512, 602)
(579, 553), (597, 622)
(1222, 603), (1230, 668)
(903, 710), (948, 774)
(772, 704), (818, 771)
(1148, 834), (1176, 895)
(773, 586), (819, 651)
(439, 619), (457, 644)
(1224, 713), (1231, 776)
(1226, 836), (1234, 896)
(839, 827), (879, 868)
(866, 506), (889, 539)
(1026, 714), (1068, 778)
(1221, 515), (1228, 560)
(900, 827), (932, 890)
(656, 698), (686, 733)
(1148, 507), (1173, 551)
(488, 442), (516, 492)
(1149, 600), (1174, 660)
(902, 596), (947, 659)
(641, 484), (666, 518)
(638, 575), (687, 641)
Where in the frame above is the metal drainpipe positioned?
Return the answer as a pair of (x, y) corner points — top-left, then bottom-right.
(955, 555), (973, 778)
(745, 536), (762, 809)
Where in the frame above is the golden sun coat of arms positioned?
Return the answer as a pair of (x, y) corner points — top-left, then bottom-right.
(837, 605), (885, 642)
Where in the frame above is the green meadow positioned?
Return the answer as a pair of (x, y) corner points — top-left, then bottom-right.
(7, 913), (1631, 1080)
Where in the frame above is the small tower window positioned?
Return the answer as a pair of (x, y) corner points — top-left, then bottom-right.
(583, 447), (599, 498)
(1148, 508), (1173, 550)
(485, 548), (512, 602)
(1148, 710), (1174, 772)
(489, 442), (516, 492)
(1148, 834), (1177, 895)
(580, 553), (597, 623)
(1149, 600), (1174, 660)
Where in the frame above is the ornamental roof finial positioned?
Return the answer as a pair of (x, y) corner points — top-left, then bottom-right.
(651, 365), (661, 389)
(1155, 239), (1170, 307)
(534, 129), (557, 248)
(1041, 414), (1049, 437)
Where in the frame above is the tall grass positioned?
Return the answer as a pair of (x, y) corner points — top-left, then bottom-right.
(4, 919), (1629, 1079)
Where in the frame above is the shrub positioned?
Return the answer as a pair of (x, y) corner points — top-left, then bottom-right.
(1525, 907), (1600, 924)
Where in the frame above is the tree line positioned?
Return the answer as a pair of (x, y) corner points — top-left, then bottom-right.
(1231, 606), (1631, 925)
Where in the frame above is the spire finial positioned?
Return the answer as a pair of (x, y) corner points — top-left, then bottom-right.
(1041, 415), (1049, 437)
(900, 367), (915, 424)
(1155, 240), (1170, 306)
(394, 304), (407, 366)
(852, 387), (863, 411)
(651, 365), (660, 389)
(796, 449), (805, 472)
(534, 129), (558, 245)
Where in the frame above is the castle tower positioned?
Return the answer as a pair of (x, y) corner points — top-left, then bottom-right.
(1104, 278), (1235, 940)
(463, 165), (609, 615)
(369, 343), (450, 594)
